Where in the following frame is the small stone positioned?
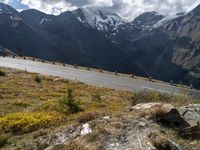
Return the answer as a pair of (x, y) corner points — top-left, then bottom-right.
(103, 116), (110, 120)
(81, 123), (92, 135)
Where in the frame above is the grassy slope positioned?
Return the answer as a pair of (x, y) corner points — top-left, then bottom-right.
(0, 67), (199, 149)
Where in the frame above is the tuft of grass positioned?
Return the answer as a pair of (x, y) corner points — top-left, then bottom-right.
(36, 99), (70, 115)
(0, 134), (9, 148)
(65, 141), (84, 150)
(92, 92), (101, 102)
(85, 128), (109, 143)
(34, 75), (42, 83)
(130, 91), (193, 106)
(0, 112), (62, 134)
(78, 112), (100, 123)
(148, 131), (176, 150)
(0, 69), (5, 76)
(32, 130), (48, 139)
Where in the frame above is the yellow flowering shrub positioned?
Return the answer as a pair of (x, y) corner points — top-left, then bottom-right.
(0, 112), (62, 134)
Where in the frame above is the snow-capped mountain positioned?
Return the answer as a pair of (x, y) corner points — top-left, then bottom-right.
(1, 2), (200, 88)
(72, 7), (126, 36)
(132, 11), (165, 30)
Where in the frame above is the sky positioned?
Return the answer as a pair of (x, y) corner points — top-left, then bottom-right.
(0, 0), (200, 20)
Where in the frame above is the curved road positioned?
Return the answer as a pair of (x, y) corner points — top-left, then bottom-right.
(0, 57), (200, 99)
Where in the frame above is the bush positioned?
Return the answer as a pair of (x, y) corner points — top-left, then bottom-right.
(0, 69), (5, 76)
(0, 134), (9, 148)
(34, 75), (42, 83)
(0, 112), (62, 134)
(60, 89), (81, 114)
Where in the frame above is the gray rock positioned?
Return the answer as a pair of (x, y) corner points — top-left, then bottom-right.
(178, 104), (200, 126)
(131, 103), (189, 128)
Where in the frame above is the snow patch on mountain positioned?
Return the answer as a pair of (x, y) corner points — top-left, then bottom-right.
(73, 7), (126, 34)
(40, 17), (51, 24)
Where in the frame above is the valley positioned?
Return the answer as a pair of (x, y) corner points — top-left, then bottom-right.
(0, 2), (200, 88)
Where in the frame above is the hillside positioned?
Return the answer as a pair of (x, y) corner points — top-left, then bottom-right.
(0, 2), (200, 88)
(0, 67), (199, 150)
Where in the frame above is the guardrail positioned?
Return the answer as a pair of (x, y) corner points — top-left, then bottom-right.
(0, 54), (198, 91)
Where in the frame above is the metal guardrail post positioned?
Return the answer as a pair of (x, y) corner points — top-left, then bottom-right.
(149, 76), (152, 81)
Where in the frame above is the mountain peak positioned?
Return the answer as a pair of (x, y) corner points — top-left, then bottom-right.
(190, 4), (200, 15)
(132, 11), (165, 29)
(21, 9), (47, 16)
(72, 7), (125, 34)
(21, 9), (53, 25)
(0, 2), (18, 14)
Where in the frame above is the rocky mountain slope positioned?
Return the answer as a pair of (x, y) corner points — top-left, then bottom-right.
(0, 2), (200, 87)
(0, 45), (14, 55)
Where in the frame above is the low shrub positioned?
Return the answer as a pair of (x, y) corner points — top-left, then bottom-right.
(85, 128), (109, 143)
(0, 69), (5, 76)
(85, 132), (99, 143)
(78, 112), (100, 123)
(65, 141), (83, 150)
(36, 99), (70, 114)
(130, 91), (191, 106)
(34, 75), (42, 83)
(0, 112), (62, 134)
(92, 92), (101, 101)
(32, 130), (48, 139)
(60, 89), (82, 114)
(0, 134), (9, 148)
(38, 89), (82, 115)
(148, 131), (176, 150)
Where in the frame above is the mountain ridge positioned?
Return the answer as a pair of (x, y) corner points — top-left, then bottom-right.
(0, 2), (200, 87)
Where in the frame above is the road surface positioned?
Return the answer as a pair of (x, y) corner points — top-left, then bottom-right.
(0, 57), (200, 99)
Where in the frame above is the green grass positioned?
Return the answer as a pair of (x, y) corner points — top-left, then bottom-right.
(0, 67), (199, 149)
(34, 75), (42, 83)
(0, 69), (5, 76)
(130, 91), (195, 106)
(0, 134), (9, 148)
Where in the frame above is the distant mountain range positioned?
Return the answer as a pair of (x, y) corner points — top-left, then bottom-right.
(0, 2), (200, 88)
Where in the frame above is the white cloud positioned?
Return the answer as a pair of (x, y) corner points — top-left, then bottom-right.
(16, 0), (200, 20)
(21, 0), (77, 15)
(0, 0), (11, 3)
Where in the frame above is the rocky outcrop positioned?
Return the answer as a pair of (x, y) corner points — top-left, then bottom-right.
(101, 118), (185, 150)
(177, 104), (200, 139)
(131, 103), (189, 128)
(131, 103), (200, 140)
(178, 104), (200, 126)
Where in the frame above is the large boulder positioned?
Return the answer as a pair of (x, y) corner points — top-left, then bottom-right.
(178, 104), (200, 126)
(177, 104), (200, 139)
(131, 103), (189, 128)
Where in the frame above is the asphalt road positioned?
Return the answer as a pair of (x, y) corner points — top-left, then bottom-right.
(0, 57), (200, 99)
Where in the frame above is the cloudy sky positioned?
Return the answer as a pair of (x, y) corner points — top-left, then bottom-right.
(1, 0), (200, 20)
